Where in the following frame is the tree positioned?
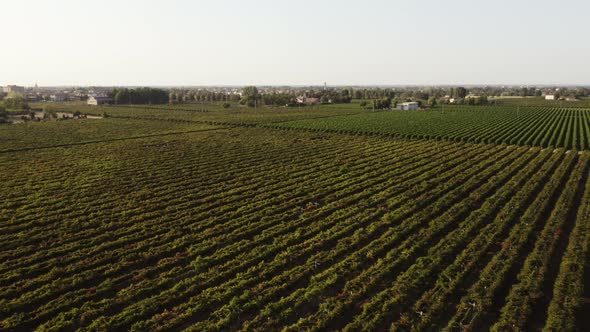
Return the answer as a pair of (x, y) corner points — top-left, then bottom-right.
(169, 92), (177, 104)
(241, 86), (259, 107)
(455, 87), (468, 98)
(428, 96), (437, 107)
(7, 91), (22, 99)
(111, 88), (169, 105)
(2, 93), (28, 109)
(0, 105), (7, 123)
(115, 89), (130, 104)
(242, 86), (258, 99)
(372, 98), (391, 110)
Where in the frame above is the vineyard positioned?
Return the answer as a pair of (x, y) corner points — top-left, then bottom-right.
(1, 105), (590, 331)
(33, 102), (590, 150)
(32, 102), (363, 125)
(271, 106), (590, 150)
(0, 119), (219, 152)
(491, 97), (590, 108)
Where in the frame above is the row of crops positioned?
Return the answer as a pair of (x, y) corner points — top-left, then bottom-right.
(269, 106), (590, 150)
(492, 97), (590, 108)
(32, 102), (363, 125)
(27, 102), (590, 150)
(1, 126), (589, 331)
(0, 118), (220, 152)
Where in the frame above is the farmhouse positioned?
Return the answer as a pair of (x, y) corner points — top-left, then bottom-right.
(399, 102), (419, 110)
(296, 96), (321, 105)
(87, 96), (114, 106)
(545, 94), (556, 100)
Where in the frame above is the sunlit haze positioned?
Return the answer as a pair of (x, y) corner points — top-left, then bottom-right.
(2, 0), (589, 86)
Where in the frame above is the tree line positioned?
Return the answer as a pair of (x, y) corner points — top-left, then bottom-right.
(108, 88), (169, 105)
(0, 93), (30, 123)
(104, 85), (590, 108)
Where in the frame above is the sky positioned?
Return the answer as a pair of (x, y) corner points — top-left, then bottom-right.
(2, 0), (589, 86)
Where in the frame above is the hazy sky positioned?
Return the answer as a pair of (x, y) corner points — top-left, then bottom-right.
(2, 0), (589, 86)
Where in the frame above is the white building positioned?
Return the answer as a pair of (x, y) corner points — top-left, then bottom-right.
(545, 94), (556, 100)
(398, 102), (419, 110)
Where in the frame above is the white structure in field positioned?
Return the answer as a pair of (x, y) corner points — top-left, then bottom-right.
(545, 94), (556, 100)
(399, 102), (419, 110)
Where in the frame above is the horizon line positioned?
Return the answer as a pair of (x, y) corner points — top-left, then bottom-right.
(4, 83), (590, 88)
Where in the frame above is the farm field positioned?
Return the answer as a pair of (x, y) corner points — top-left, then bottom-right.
(1, 105), (590, 331)
(34, 102), (590, 150)
(271, 106), (590, 150)
(33, 102), (364, 125)
(492, 97), (590, 108)
(0, 119), (219, 152)
(5, 0), (590, 330)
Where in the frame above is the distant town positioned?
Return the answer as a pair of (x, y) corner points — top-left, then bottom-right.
(2, 84), (589, 105)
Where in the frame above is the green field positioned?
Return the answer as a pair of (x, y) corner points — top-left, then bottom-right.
(1, 103), (589, 331)
(0, 119), (219, 151)
(33, 102), (590, 150)
(33, 102), (363, 125)
(271, 106), (590, 150)
(492, 96), (590, 108)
